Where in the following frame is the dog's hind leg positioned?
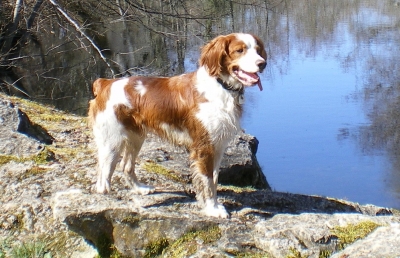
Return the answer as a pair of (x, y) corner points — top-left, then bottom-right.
(95, 140), (122, 194)
(121, 133), (155, 195)
(93, 111), (126, 194)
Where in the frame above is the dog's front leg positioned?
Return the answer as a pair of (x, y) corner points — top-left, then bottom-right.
(190, 146), (229, 218)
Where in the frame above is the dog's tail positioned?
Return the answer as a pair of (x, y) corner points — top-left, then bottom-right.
(89, 78), (110, 125)
(92, 78), (107, 97)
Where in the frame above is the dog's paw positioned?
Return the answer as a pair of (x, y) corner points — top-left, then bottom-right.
(203, 202), (229, 219)
(131, 183), (155, 195)
(96, 180), (111, 194)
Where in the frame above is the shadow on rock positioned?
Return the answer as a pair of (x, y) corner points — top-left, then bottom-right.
(219, 189), (392, 216)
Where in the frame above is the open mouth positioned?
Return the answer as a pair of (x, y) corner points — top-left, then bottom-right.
(233, 68), (263, 91)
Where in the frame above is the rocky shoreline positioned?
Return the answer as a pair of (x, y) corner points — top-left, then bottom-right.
(1, 94), (399, 258)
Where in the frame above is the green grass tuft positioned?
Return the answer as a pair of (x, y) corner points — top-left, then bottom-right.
(10, 241), (49, 258)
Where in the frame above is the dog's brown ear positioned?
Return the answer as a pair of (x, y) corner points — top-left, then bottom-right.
(199, 35), (229, 77)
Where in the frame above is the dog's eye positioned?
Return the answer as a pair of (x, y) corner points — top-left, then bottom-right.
(236, 48), (244, 53)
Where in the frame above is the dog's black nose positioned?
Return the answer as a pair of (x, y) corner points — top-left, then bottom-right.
(258, 61), (266, 71)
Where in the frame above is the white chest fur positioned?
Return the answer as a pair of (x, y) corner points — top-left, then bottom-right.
(195, 67), (241, 144)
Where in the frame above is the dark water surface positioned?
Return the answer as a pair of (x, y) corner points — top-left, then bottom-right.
(11, 0), (400, 208)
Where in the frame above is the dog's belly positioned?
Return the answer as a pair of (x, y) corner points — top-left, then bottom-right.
(158, 123), (193, 146)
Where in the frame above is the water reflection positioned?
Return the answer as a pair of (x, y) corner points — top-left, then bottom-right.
(258, 1), (400, 207)
(242, 0), (400, 208)
(3, 0), (400, 208)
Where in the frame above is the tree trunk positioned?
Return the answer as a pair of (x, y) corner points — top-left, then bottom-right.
(1, 0), (23, 53)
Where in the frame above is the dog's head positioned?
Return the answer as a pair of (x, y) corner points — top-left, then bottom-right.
(199, 33), (267, 91)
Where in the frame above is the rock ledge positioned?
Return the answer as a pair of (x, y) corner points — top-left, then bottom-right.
(1, 94), (399, 258)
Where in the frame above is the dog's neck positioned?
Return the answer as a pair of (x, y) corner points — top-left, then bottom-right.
(216, 77), (245, 107)
(216, 77), (244, 95)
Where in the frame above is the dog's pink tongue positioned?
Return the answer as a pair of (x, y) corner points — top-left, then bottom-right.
(245, 71), (263, 91)
(257, 79), (263, 91)
(243, 71), (263, 91)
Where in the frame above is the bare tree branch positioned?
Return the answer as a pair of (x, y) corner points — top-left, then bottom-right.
(27, 0), (44, 30)
(48, 0), (116, 77)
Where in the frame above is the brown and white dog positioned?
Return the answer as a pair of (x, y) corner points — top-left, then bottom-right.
(89, 33), (267, 218)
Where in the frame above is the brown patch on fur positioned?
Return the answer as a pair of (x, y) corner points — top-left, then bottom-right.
(122, 74), (210, 147)
(199, 34), (233, 77)
(88, 78), (114, 126)
(113, 104), (143, 134)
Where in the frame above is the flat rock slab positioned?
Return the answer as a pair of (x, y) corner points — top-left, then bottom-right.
(52, 189), (399, 257)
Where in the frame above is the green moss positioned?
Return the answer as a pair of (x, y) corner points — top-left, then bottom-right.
(8, 95), (54, 114)
(142, 161), (185, 183)
(286, 247), (307, 258)
(218, 185), (257, 193)
(15, 213), (25, 231)
(331, 220), (381, 250)
(33, 147), (55, 164)
(319, 250), (332, 258)
(283, 221), (381, 258)
(144, 238), (169, 258)
(6, 93), (87, 132)
(121, 215), (140, 227)
(18, 166), (49, 181)
(1, 94), (91, 165)
(229, 251), (268, 258)
(162, 226), (221, 258)
(0, 155), (19, 165)
(109, 245), (129, 258)
(0, 148), (54, 166)
(49, 145), (94, 163)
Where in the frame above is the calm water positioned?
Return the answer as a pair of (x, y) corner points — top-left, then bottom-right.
(243, 54), (394, 207)
(242, 2), (400, 209)
(12, 0), (400, 209)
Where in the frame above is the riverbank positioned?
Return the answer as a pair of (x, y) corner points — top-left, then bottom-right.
(0, 94), (399, 257)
